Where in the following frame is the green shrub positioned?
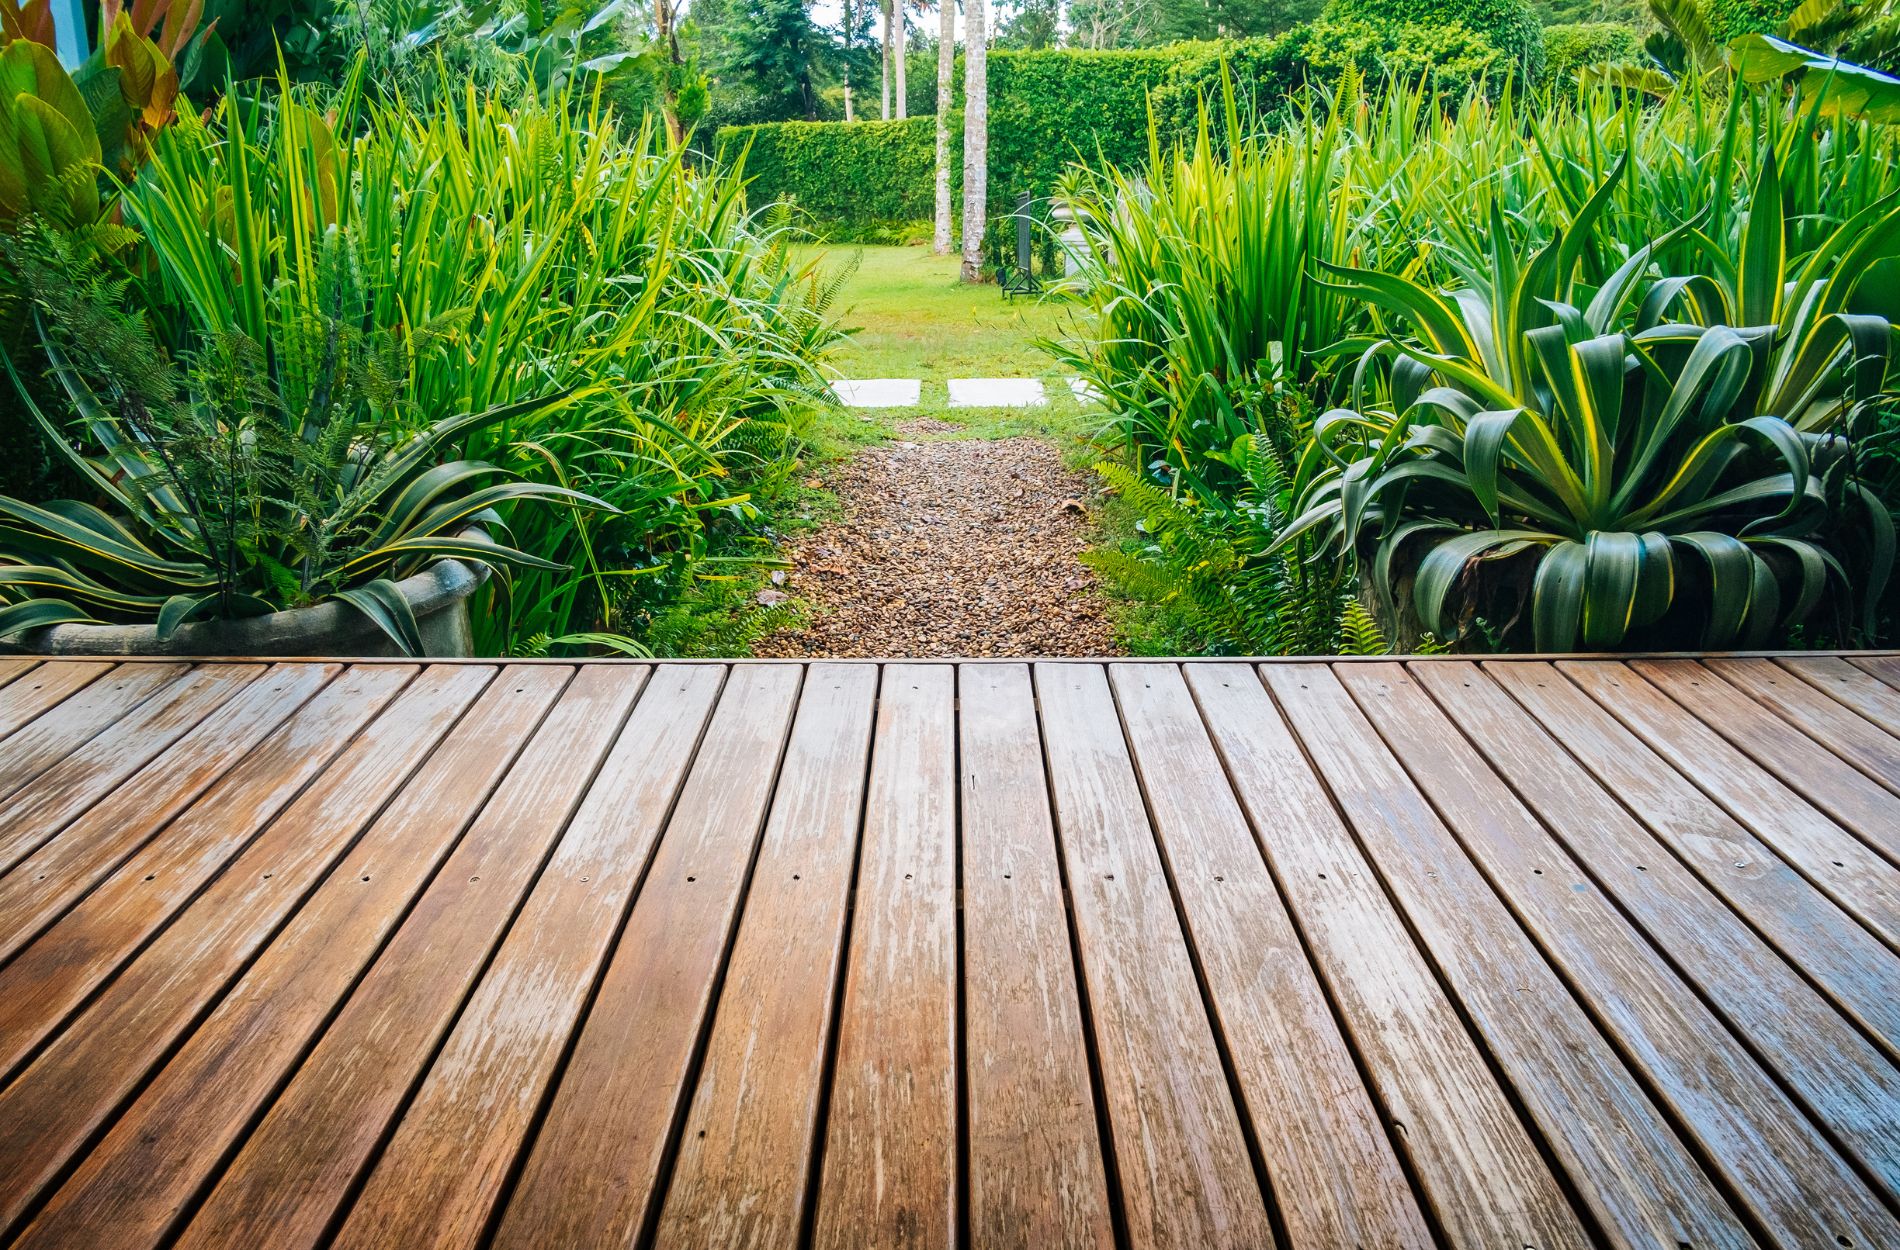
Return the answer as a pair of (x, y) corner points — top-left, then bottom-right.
(1150, 22), (1504, 136)
(985, 48), (1179, 206)
(1542, 22), (1643, 85)
(1707, 0), (1802, 39)
(715, 117), (940, 237)
(1324, 0), (1545, 74)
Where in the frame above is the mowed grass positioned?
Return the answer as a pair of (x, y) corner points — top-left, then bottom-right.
(792, 243), (1103, 452)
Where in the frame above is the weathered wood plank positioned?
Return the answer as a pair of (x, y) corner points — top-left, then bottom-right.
(956, 663), (1114, 1250)
(651, 663), (879, 1248)
(1556, 660), (1900, 949)
(0, 661), (114, 739)
(1851, 654), (1900, 690)
(1353, 662), (1900, 1234)
(1633, 659), (1900, 860)
(1110, 663), (1433, 1249)
(489, 665), (802, 1250)
(0, 665), (491, 1240)
(0, 661), (326, 877)
(0, 665), (267, 872)
(1486, 660), (1900, 1057)
(316, 666), (740, 1250)
(1708, 659), (1900, 796)
(134, 666), (652, 1250)
(0, 661), (191, 802)
(1778, 655), (1900, 736)
(0, 657), (38, 690)
(9, 666), (574, 1250)
(1186, 663), (1592, 1250)
(1032, 662), (1273, 1250)
(0, 663), (337, 963)
(1263, 663), (1752, 1249)
(811, 664), (960, 1250)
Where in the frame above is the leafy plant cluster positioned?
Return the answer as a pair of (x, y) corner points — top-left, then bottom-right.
(2, 38), (843, 654)
(1055, 73), (1900, 654)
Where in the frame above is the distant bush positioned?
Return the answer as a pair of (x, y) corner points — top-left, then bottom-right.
(1707, 0), (1803, 39)
(715, 117), (941, 237)
(1542, 22), (1642, 85)
(1324, 0), (1545, 75)
(1151, 21), (1504, 135)
(986, 48), (1179, 206)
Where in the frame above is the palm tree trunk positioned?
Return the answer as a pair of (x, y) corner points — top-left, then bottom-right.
(880, 0), (894, 120)
(933, 0), (954, 254)
(843, 0), (856, 120)
(960, 0), (986, 282)
(893, 3), (908, 119)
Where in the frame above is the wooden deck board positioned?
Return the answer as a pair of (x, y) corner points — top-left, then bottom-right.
(1, 654), (1898, 1249)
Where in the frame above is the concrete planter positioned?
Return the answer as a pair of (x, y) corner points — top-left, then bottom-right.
(12, 541), (491, 658)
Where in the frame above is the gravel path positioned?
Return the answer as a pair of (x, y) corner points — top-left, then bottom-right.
(754, 436), (1118, 658)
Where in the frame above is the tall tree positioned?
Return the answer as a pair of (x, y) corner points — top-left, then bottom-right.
(960, 0), (985, 282)
(880, 0), (893, 116)
(934, 0), (954, 253)
(843, 0), (857, 119)
(893, 1), (907, 117)
(723, 0), (825, 120)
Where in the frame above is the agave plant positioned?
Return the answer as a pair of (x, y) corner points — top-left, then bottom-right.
(1285, 156), (1899, 650)
(0, 231), (611, 654)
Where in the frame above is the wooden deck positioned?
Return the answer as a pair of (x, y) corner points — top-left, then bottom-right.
(0, 655), (1897, 1249)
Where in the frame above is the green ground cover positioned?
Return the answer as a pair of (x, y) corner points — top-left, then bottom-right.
(791, 243), (1101, 447)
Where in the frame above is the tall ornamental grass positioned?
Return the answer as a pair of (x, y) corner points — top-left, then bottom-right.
(121, 67), (842, 654)
(1058, 73), (1900, 650)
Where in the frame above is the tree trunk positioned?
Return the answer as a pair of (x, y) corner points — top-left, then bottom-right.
(880, 0), (893, 120)
(933, 0), (954, 254)
(843, 0), (856, 121)
(960, 0), (986, 282)
(893, 3), (907, 119)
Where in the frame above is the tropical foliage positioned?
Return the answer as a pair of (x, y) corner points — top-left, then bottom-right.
(1058, 71), (1900, 653)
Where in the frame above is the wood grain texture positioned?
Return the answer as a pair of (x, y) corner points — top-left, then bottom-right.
(0, 664), (267, 870)
(653, 663), (879, 1249)
(1633, 659), (1900, 860)
(1779, 655), (1900, 735)
(1032, 662), (1273, 1250)
(7, 656), (1900, 1248)
(0, 662), (384, 1073)
(9, 666), (571, 1250)
(957, 663), (1114, 1250)
(1557, 660), (1900, 949)
(0, 657), (38, 690)
(328, 666), (731, 1250)
(1264, 663), (1752, 1249)
(0, 665), (488, 1240)
(165, 666), (653, 1250)
(491, 665), (802, 1250)
(1110, 662), (1433, 1250)
(1710, 658), (1900, 795)
(0, 661), (190, 802)
(1348, 663), (1900, 1238)
(1483, 660), (1900, 1055)
(1187, 663), (1592, 1250)
(0, 661), (113, 739)
(812, 664), (959, 1250)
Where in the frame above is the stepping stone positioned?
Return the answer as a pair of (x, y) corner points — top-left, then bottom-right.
(1068, 378), (1103, 405)
(947, 378), (1047, 409)
(832, 379), (921, 408)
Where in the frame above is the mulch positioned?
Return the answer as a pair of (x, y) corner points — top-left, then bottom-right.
(754, 437), (1119, 658)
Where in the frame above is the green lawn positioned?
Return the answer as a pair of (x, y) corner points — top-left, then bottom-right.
(792, 243), (1103, 448)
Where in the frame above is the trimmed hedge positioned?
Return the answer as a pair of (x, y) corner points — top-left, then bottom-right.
(716, 22), (1556, 236)
(986, 48), (1180, 210)
(1149, 21), (1503, 135)
(1542, 22), (1643, 86)
(714, 116), (940, 237)
(1324, 0), (1544, 75)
